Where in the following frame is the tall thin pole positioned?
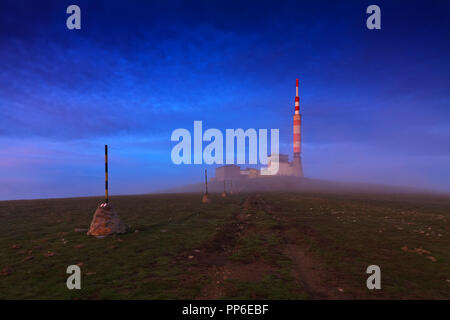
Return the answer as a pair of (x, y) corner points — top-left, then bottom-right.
(205, 169), (208, 195)
(105, 144), (108, 203)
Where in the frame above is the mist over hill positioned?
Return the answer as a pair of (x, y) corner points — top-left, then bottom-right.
(160, 176), (446, 196)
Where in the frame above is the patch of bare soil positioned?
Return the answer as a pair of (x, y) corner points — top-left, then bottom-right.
(197, 261), (275, 299)
(192, 195), (275, 299)
(283, 244), (346, 299)
(255, 195), (350, 299)
(184, 194), (352, 299)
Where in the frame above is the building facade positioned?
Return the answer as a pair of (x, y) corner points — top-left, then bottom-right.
(215, 165), (241, 181)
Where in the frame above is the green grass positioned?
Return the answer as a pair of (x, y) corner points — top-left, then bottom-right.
(0, 194), (242, 299)
(229, 233), (283, 265)
(223, 273), (308, 300)
(263, 192), (450, 299)
(0, 191), (448, 299)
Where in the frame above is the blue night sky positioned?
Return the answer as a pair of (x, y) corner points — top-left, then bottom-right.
(1, 0), (449, 200)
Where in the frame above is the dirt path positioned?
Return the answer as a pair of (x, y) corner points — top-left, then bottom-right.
(194, 194), (273, 299)
(256, 194), (347, 299)
(184, 194), (347, 299)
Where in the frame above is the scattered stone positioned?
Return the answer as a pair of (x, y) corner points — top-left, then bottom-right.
(194, 249), (201, 253)
(74, 244), (85, 249)
(23, 256), (34, 262)
(188, 255), (194, 259)
(413, 248), (431, 255)
(45, 251), (55, 257)
(135, 230), (139, 233)
(427, 256), (437, 262)
(338, 288), (344, 292)
(201, 194), (211, 203)
(109, 245), (119, 249)
(0, 267), (12, 276)
(74, 228), (88, 233)
(87, 203), (128, 237)
(11, 244), (21, 249)
(76, 262), (84, 267)
(160, 229), (168, 233)
(401, 246), (431, 255)
(117, 238), (123, 242)
(86, 272), (96, 276)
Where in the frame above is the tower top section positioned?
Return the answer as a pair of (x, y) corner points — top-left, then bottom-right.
(295, 78), (300, 114)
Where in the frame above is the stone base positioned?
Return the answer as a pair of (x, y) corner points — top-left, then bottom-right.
(201, 194), (211, 203)
(87, 203), (128, 237)
(221, 192), (227, 198)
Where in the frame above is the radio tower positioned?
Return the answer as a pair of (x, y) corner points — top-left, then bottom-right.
(292, 78), (304, 177)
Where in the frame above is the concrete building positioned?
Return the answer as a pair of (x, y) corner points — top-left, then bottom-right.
(240, 168), (260, 178)
(215, 165), (241, 182)
(214, 78), (305, 181)
(266, 154), (292, 176)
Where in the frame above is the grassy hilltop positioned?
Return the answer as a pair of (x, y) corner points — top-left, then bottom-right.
(0, 191), (449, 299)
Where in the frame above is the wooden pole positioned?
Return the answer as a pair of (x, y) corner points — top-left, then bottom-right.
(105, 144), (108, 203)
(205, 169), (208, 195)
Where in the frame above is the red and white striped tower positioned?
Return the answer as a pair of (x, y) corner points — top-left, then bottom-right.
(292, 78), (304, 177)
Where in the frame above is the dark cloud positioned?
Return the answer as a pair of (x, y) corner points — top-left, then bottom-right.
(0, 0), (449, 198)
